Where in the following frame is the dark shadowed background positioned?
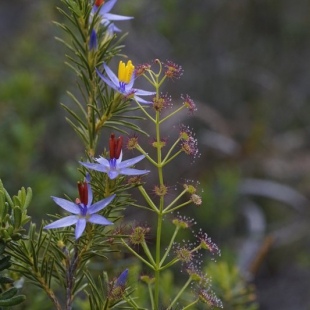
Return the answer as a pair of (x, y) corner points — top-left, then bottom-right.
(1, 0), (310, 309)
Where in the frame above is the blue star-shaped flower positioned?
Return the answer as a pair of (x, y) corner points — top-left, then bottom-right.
(80, 133), (150, 180)
(92, 0), (133, 33)
(44, 175), (115, 239)
(96, 60), (155, 104)
(80, 151), (149, 180)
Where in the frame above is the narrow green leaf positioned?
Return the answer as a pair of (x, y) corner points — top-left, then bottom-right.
(0, 276), (14, 284)
(0, 287), (17, 300)
(61, 103), (87, 129)
(0, 191), (7, 221)
(0, 256), (11, 271)
(13, 207), (22, 229)
(23, 187), (32, 210)
(67, 91), (87, 117)
(65, 61), (82, 76)
(0, 295), (26, 306)
(65, 117), (89, 145)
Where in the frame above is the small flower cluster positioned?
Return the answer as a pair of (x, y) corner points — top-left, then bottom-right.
(164, 60), (184, 79)
(179, 124), (200, 160)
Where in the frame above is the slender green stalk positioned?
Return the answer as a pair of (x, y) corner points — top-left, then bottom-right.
(122, 294), (140, 310)
(159, 105), (186, 124)
(162, 149), (183, 166)
(167, 276), (193, 309)
(162, 137), (181, 164)
(160, 226), (180, 267)
(136, 144), (158, 166)
(182, 298), (199, 309)
(148, 283), (155, 310)
(141, 241), (156, 266)
(134, 99), (156, 122)
(164, 200), (192, 214)
(121, 239), (155, 270)
(138, 186), (159, 213)
(164, 188), (188, 212)
(154, 100), (166, 309)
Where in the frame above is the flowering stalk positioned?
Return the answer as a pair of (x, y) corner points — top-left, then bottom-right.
(129, 59), (204, 308)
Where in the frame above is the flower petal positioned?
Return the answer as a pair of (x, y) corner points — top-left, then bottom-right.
(135, 89), (156, 96)
(88, 214), (113, 225)
(103, 63), (120, 87)
(88, 194), (116, 214)
(111, 24), (122, 33)
(134, 95), (153, 104)
(108, 170), (119, 180)
(79, 162), (109, 173)
(101, 0), (117, 14)
(95, 156), (110, 166)
(117, 150), (123, 162)
(104, 13), (133, 21)
(115, 269), (128, 286)
(75, 218), (87, 239)
(125, 76), (135, 91)
(44, 215), (78, 229)
(117, 154), (146, 169)
(119, 168), (150, 176)
(87, 183), (93, 207)
(96, 68), (119, 91)
(51, 197), (80, 214)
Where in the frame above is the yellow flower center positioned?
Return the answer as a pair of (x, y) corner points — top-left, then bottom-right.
(118, 60), (135, 84)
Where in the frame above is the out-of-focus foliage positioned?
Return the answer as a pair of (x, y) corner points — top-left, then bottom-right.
(206, 262), (258, 310)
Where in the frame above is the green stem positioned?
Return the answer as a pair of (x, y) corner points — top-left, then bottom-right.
(141, 241), (156, 266)
(164, 188), (188, 212)
(160, 245), (202, 270)
(128, 202), (157, 212)
(154, 108), (164, 309)
(159, 226), (180, 267)
(134, 99), (156, 122)
(148, 283), (155, 310)
(182, 298), (200, 310)
(121, 239), (155, 270)
(167, 276), (193, 310)
(162, 150), (183, 166)
(143, 72), (156, 86)
(122, 294), (139, 310)
(159, 105), (186, 124)
(162, 137), (181, 164)
(138, 186), (159, 213)
(136, 144), (158, 167)
(164, 200), (192, 214)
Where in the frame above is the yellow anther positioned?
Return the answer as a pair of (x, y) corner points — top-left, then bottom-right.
(118, 60), (135, 84)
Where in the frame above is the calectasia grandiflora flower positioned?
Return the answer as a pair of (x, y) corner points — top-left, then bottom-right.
(96, 60), (155, 103)
(44, 175), (115, 240)
(92, 0), (133, 33)
(80, 133), (150, 180)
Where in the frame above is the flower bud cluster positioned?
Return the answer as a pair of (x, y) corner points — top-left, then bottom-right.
(164, 60), (184, 79)
(129, 224), (150, 245)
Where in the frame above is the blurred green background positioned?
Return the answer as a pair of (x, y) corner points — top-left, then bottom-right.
(1, 0), (310, 309)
